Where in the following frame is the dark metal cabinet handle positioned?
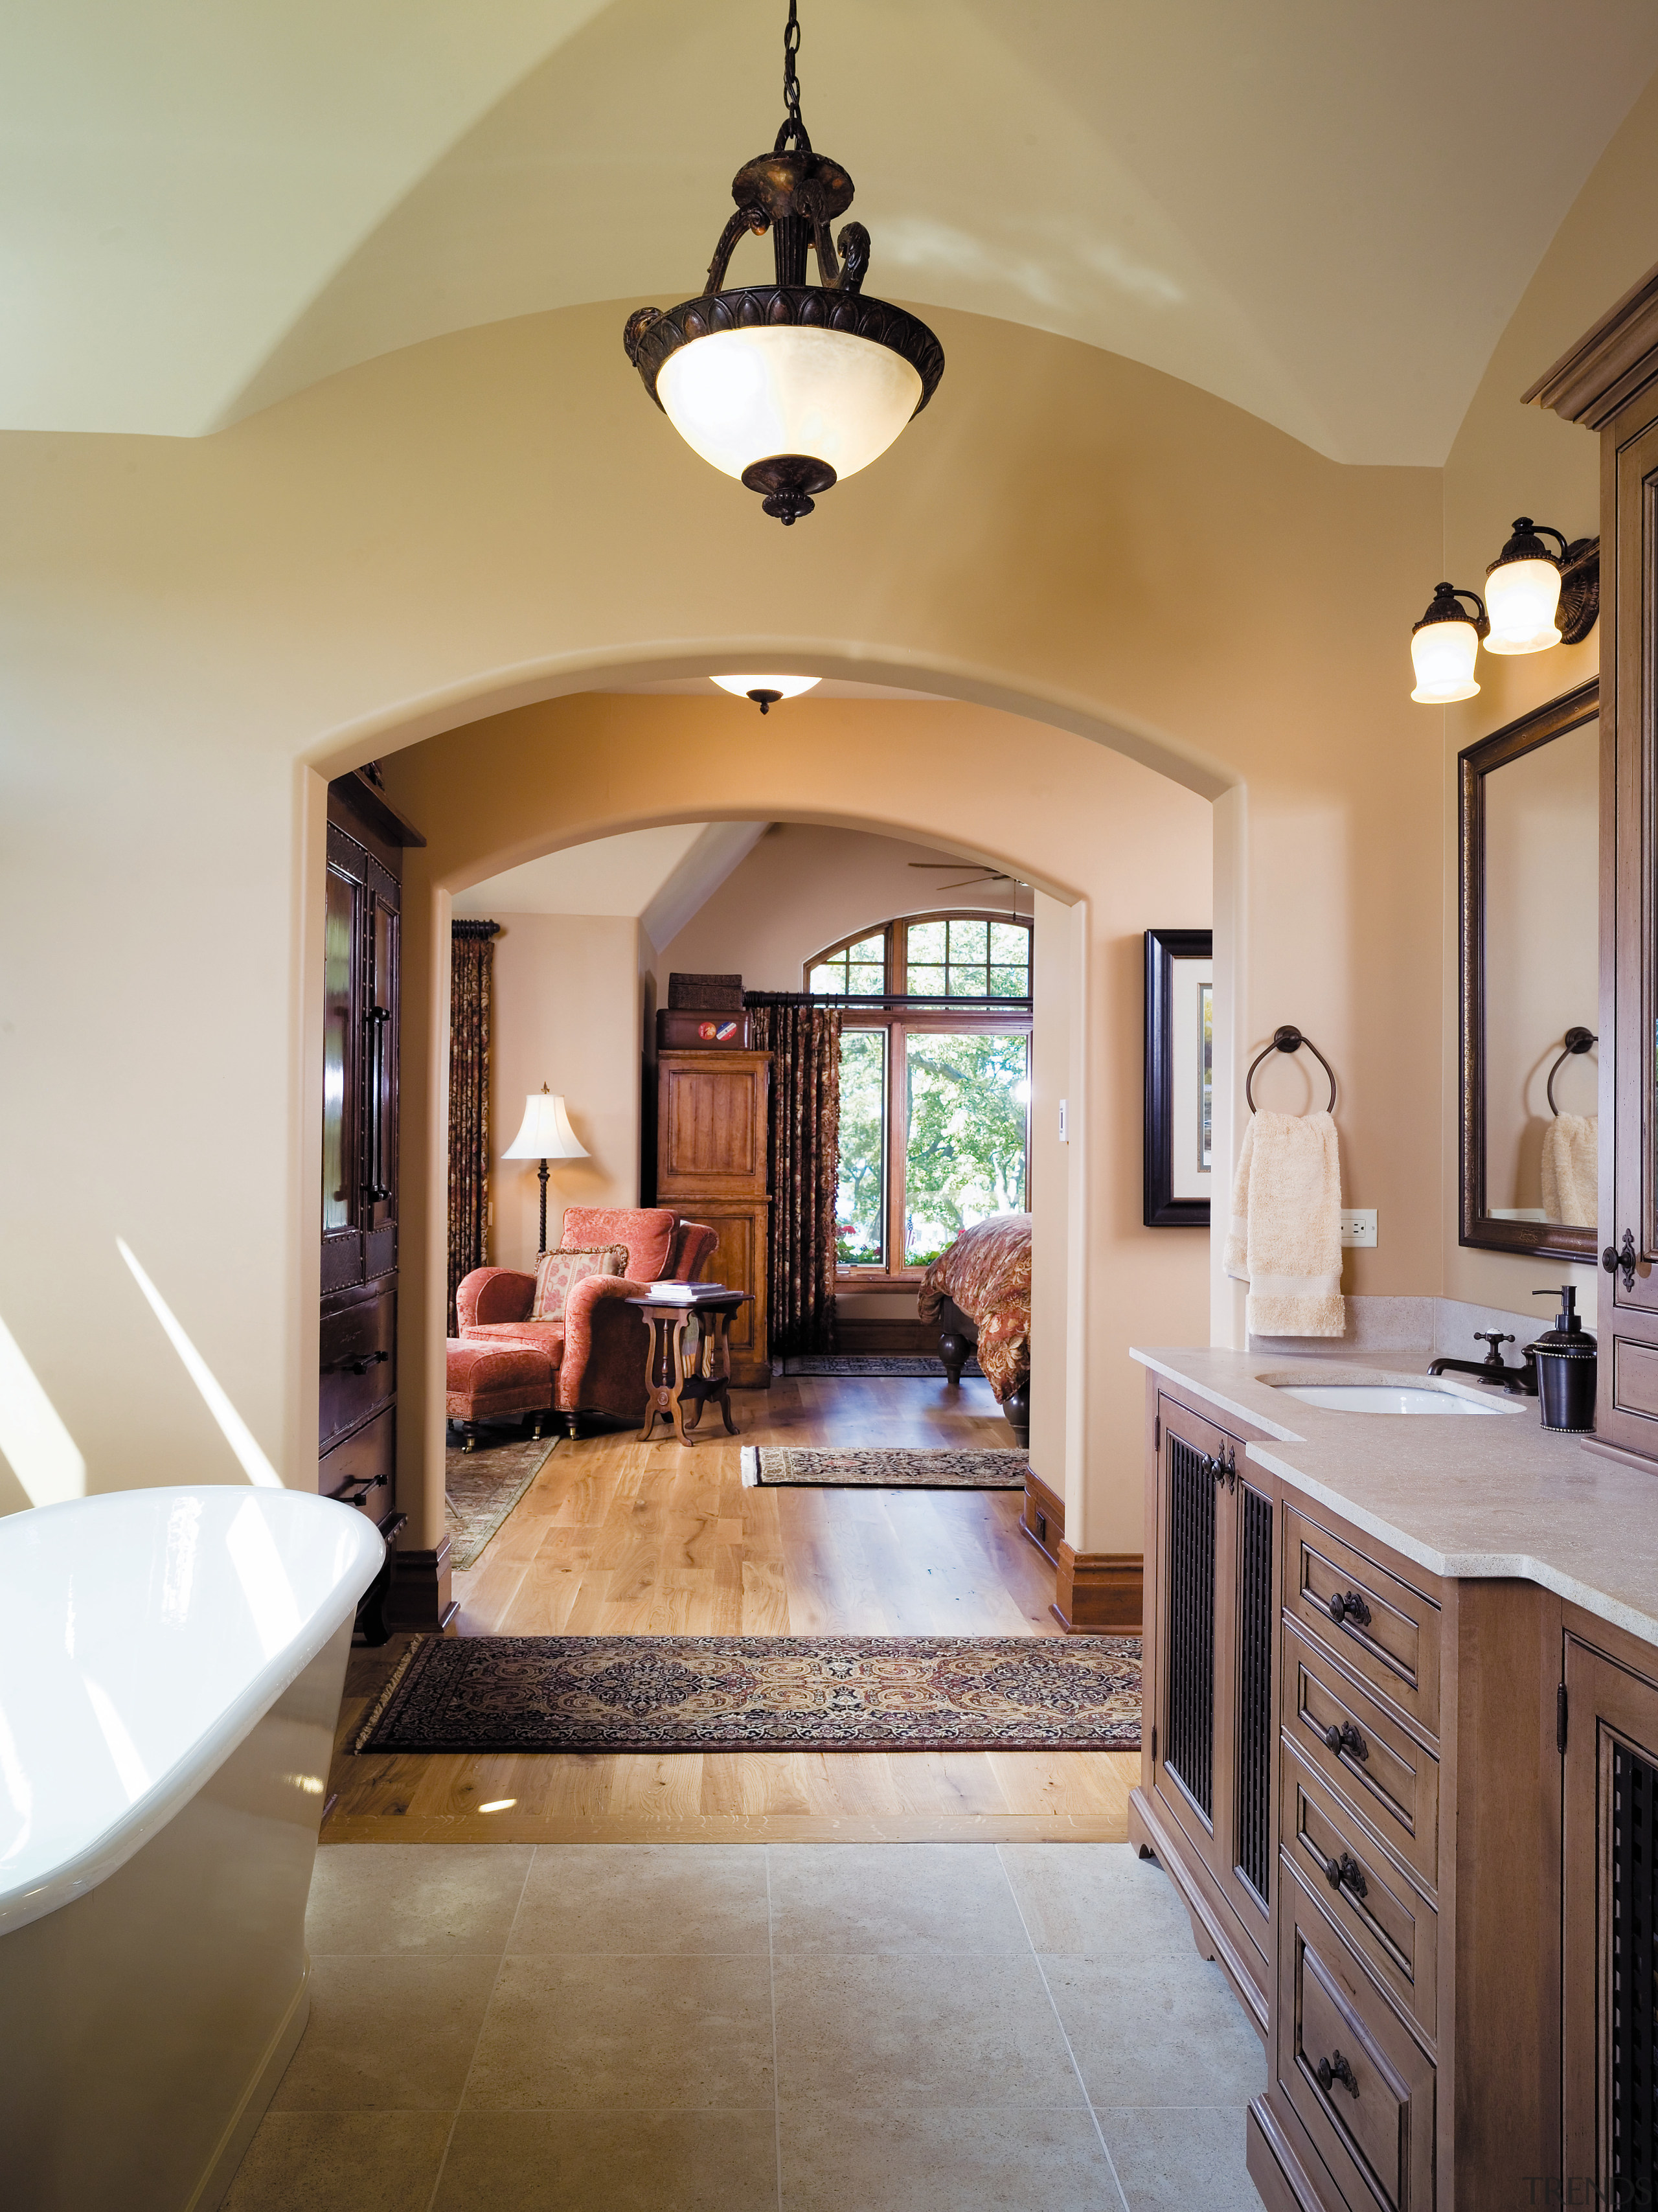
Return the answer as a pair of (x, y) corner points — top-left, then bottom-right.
(1327, 1589), (1372, 1629)
(1317, 2051), (1359, 2098)
(1202, 1446), (1238, 1491)
(326, 1349), (389, 1376)
(1322, 1850), (1368, 1900)
(1605, 1230), (1639, 1292)
(1321, 1720), (1369, 1763)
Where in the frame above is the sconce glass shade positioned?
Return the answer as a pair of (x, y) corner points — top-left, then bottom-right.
(655, 325), (923, 486)
(711, 674), (821, 700)
(503, 1091), (588, 1161)
(1410, 582), (1485, 703)
(1483, 518), (1563, 654)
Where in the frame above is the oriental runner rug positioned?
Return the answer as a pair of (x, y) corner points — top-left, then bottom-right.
(781, 1353), (983, 1378)
(353, 1633), (1141, 1754)
(740, 1445), (1025, 1489)
(443, 1434), (558, 1570)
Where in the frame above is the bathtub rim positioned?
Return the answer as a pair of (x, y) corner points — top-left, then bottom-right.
(0, 1486), (383, 1935)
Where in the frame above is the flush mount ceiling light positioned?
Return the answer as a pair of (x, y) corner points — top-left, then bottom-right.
(1411, 582), (1488, 703)
(711, 673), (822, 713)
(622, 0), (944, 525)
(1483, 518), (1600, 654)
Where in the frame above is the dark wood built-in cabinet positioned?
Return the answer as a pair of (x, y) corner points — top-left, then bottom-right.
(319, 771), (425, 1637)
(654, 1049), (772, 1386)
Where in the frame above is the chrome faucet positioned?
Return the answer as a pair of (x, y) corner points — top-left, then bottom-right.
(1426, 1330), (1538, 1396)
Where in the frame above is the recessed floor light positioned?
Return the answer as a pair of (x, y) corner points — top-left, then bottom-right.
(479, 1799), (517, 1814)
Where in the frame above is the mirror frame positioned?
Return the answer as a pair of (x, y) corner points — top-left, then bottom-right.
(1459, 676), (1600, 1260)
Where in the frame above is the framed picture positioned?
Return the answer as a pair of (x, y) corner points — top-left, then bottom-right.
(1144, 928), (1213, 1227)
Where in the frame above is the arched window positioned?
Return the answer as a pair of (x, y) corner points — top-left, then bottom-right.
(803, 911), (1033, 1275)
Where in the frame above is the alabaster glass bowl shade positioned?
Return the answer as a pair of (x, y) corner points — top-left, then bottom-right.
(655, 325), (924, 482)
(1411, 617), (1481, 703)
(1482, 556), (1563, 654)
(503, 1093), (588, 1160)
(711, 674), (820, 699)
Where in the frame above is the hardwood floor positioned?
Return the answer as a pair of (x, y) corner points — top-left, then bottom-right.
(323, 1375), (1137, 1844)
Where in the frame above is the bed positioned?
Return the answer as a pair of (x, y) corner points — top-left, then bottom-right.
(917, 1212), (1032, 1448)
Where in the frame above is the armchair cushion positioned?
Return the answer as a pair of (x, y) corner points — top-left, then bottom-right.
(460, 1320), (567, 1370)
(560, 1206), (679, 1285)
(530, 1242), (628, 1321)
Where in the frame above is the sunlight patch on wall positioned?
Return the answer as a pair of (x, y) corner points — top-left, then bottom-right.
(0, 1313), (85, 1507)
(117, 1238), (284, 1488)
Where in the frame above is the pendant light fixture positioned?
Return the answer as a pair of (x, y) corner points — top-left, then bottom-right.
(1410, 582), (1488, 703)
(622, 0), (944, 524)
(711, 673), (821, 713)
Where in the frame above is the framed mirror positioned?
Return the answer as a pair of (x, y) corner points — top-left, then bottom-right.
(1460, 678), (1600, 1260)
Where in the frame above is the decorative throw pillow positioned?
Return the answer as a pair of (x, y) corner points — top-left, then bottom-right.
(530, 1244), (629, 1321)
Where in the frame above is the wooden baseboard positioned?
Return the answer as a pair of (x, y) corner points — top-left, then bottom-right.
(385, 1538), (458, 1633)
(1051, 1543), (1143, 1634)
(832, 1317), (939, 1356)
(1020, 1471), (1065, 1569)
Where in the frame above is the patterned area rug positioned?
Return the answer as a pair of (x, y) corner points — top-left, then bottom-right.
(354, 1634), (1141, 1753)
(742, 1445), (1025, 1489)
(782, 1353), (984, 1378)
(444, 1435), (558, 1571)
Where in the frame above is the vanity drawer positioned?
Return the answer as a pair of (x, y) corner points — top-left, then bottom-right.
(1284, 1621), (1440, 1893)
(1278, 1860), (1435, 2212)
(1281, 1740), (1437, 2042)
(1284, 1506), (1440, 1739)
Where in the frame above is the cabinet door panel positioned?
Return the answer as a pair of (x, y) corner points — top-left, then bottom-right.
(1154, 1402), (1221, 1856)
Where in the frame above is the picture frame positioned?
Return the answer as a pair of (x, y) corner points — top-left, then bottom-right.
(1144, 928), (1213, 1227)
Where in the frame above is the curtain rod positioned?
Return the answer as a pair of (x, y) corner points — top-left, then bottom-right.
(744, 990), (1033, 1009)
(451, 918), (500, 939)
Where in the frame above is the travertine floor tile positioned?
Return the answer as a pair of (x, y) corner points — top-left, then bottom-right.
(508, 1843), (769, 1954)
(1043, 1958), (1267, 2106)
(305, 1843), (534, 1955)
(464, 1953), (776, 2110)
(223, 2112), (451, 2211)
(997, 1843), (1192, 1963)
(772, 1949), (1081, 2110)
(271, 1955), (499, 2112)
(434, 2108), (779, 2211)
(767, 1841), (1030, 1954)
(1095, 2106), (1260, 2212)
(779, 2104), (1126, 2212)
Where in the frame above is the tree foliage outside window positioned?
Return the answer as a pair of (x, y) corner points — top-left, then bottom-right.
(836, 1029), (886, 1264)
(904, 1031), (1029, 1265)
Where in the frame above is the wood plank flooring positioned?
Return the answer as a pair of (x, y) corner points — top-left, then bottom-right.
(323, 1375), (1137, 1844)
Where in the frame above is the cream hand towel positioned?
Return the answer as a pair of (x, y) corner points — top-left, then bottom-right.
(1223, 1110), (1345, 1338)
(1541, 1113), (1597, 1228)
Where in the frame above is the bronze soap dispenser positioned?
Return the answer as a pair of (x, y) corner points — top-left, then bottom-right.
(1529, 1285), (1596, 1434)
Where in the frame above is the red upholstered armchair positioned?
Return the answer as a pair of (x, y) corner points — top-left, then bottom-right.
(455, 1207), (718, 1435)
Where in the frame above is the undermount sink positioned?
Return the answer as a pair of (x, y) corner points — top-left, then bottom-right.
(1277, 1382), (1522, 1417)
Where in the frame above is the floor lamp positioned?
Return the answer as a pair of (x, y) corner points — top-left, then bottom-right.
(503, 1084), (589, 1255)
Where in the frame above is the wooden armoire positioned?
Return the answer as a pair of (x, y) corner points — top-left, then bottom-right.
(318, 770), (427, 1636)
(654, 1049), (773, 1386)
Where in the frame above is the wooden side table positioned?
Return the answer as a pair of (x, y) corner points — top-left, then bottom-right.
(628, 1293), (754, 1445)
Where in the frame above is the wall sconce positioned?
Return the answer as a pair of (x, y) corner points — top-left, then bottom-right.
(1409, 522), (1599, 701)
(1411, 582), (1488, 703)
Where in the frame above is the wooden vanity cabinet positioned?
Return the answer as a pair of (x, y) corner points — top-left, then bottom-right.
(1130, 1387), (1278, 2035)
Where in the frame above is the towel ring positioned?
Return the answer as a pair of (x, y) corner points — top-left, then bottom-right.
(1545, 1026), (1597, 1117)
(1245, 1025), (1337, 1115)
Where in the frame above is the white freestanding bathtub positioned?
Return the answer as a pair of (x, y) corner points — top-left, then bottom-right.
(0, 1487), (383, 2212)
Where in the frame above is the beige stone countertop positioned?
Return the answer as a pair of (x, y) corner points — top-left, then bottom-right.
(1130, 1344), (1658, 1647)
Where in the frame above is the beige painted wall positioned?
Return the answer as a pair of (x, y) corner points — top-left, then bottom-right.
(1435, 67), (1658, 1323)
(486, 913), (643, 1273)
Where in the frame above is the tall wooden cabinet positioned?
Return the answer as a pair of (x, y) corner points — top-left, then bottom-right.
(654, 1049), (773, 1386)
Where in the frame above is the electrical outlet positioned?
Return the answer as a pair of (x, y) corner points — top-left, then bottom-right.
(1340, 1209), (1377, 1247)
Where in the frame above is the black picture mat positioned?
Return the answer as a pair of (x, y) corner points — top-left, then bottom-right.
(1144, 927), (1212, 1227)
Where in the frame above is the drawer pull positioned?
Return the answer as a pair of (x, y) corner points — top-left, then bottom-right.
(1317, 1847), (1370, 1900)
(326, 1349), (389, 1376)
(1317, 2049), (1359, 2099)
(1322, 1720), (1370, 1763)
(1328, 1588), (1372, 1628)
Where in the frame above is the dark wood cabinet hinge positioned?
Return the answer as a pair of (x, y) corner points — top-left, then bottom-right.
(1151, 1724), (1157, 1763)
(1154, 1414), (1161, 1450)
(1557, 1682), (1569, 1755)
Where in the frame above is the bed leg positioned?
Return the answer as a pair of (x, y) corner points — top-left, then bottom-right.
(1002, 1381), (1030, 1451)
(938, 1330), (968, 1387)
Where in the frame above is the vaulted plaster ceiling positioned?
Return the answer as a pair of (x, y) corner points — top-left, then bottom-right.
(452, 820), (771, 949)
(10, 2), (1658, 462)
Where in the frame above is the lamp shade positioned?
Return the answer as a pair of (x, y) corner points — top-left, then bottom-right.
(1483, 518), (1563, 654)
(711, 674), (820, 700)
(655, 325), (924, 485)
(1410, 581), (1484, 704)
(503, 1091), (588, 1161)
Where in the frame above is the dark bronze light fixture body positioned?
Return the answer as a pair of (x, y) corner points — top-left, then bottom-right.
(622, 3), (944, 523)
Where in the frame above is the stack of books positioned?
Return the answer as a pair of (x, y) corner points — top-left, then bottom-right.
(646, 1280), (729, 1302)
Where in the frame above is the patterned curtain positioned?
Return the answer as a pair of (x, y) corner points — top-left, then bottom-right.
(448, 921), (499, 1331)
(749, 1000), (842, 1354)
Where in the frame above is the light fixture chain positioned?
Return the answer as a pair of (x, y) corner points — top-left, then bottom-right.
(782, 0), (803, 134)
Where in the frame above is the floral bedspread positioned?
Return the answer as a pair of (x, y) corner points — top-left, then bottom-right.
(917, 1213), (1032, 1404)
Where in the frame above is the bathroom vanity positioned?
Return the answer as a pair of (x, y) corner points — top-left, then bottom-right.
(1128, 1346), (1658, 2212)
